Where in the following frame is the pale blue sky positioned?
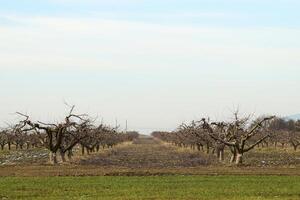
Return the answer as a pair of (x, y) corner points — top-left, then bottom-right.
(0, 0), (299, 133)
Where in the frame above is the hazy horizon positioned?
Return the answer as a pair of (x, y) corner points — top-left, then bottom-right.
(1, 0), (300, 134)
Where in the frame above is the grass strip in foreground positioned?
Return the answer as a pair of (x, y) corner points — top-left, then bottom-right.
(0, 175), (299, 200)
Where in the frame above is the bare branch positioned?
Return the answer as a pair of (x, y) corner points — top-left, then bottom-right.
(244, 134), (270, 153)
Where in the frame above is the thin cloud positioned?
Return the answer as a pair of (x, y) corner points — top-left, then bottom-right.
(0, 15), (299, 73)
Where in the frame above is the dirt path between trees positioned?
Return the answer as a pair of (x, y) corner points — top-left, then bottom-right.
(79, 136), (214, 168)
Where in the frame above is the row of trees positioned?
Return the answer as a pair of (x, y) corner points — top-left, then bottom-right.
(152, 114), (300, 165)
(0, 107), (139, 164)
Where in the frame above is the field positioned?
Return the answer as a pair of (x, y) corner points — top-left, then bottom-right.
(0, 136), (300, 199)
(1, 176), (300, 200)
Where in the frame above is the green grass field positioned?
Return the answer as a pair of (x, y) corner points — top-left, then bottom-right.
(0, 176), (299, 200)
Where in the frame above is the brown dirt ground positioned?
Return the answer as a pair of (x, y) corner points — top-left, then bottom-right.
(78, 136), (215, 167)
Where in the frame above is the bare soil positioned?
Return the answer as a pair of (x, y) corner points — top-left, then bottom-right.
(78, 136), (215, 168)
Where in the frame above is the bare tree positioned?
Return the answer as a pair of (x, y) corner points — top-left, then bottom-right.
(268, 118), (300, 150)
(0, 130), (8, 150)
(153, 113), (275, 165)
(16, 107), (90, 164)
(201, 114), (275, 165)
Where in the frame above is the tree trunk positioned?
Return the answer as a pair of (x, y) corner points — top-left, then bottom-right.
(265, 142), (269, 148)
(0, 144), (4, 150)
(219, 149), (224, 162)
(60, 151), (66, 162)
(292, 143), (299, 151)
(230, 148), (237, 163)
(235, 153), (243, 165)
(81, 145), (85, 155)
(212, 148), (215, 154)
(67, 150), (73, 160)
(206, 145), (210, 154)
(8, 143), (11, 150)
(230, 154), (236, 163)
(49, 152), (58, 164)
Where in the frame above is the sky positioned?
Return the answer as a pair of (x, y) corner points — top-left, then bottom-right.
(0, 0), (299, 133)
